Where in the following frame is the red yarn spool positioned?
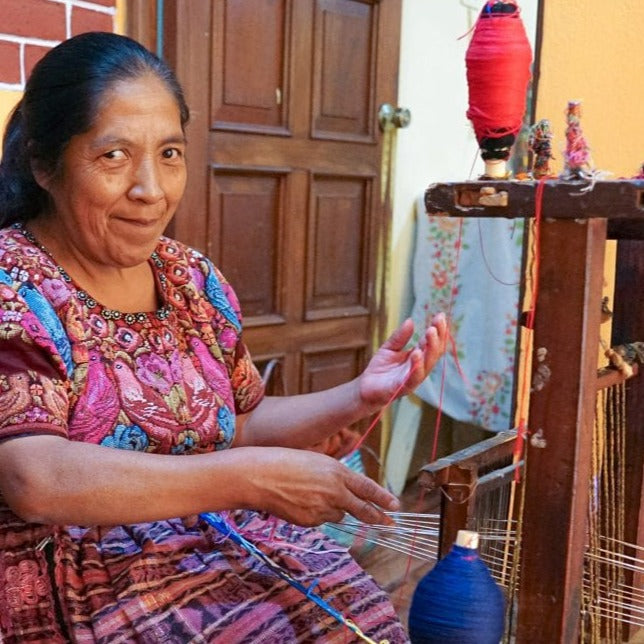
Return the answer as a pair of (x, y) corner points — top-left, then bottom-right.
(465, 1), (532, 175)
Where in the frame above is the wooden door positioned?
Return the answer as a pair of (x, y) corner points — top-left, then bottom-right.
(158, 0), (401, 422)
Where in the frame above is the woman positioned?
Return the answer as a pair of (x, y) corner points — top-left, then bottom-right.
(0, 32), (446, 643)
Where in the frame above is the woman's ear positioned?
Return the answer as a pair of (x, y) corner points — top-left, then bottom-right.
(27, 140), (54, 191)
(31, 160), (53, 191)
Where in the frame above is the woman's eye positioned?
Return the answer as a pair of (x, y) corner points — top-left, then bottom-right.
(162, 148), (183, 160)
(103, 149), (126, 160)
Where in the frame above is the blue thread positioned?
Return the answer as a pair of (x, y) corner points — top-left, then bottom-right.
(408, 540), (506, 643)
(306, 579), (320, 597)
(199, 512), (374, 641)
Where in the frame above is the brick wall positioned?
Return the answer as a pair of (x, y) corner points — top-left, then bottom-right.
(0, 0), (118, 91)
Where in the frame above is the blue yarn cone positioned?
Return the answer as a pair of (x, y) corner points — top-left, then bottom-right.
(408, 531), (506, 644)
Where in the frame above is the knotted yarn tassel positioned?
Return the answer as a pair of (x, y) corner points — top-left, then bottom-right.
(408, 530), (506, 643)
(560, 100), (593, 180)
(529, 118), (555, 179)
(465, 1), (533, 179)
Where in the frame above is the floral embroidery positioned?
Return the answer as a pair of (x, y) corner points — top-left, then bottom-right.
(410, 210), (523, 432)
(0, 228), (264, 451)
(216, 407), (235, 449)
(135, 353), (174, 395)
(100, 424), (149, 451)
(4, 558), (49, 611)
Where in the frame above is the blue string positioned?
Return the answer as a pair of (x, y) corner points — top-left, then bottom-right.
(408, 544), (506, 644)
(199, 512), (380, 643)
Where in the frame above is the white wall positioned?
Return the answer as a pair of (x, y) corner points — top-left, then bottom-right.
(390, 0), (539, 329)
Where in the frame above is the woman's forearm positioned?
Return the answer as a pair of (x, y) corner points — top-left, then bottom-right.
(0, 435), (264, 525)
(0, 434), (400, 529)
(235, 378), (376, 449)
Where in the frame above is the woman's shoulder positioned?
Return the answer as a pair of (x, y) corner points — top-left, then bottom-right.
(157, 235), (231, 285)
(157, 236), (242, 330)
(0, 227), (74, 378)
(0, 225), (57, 281)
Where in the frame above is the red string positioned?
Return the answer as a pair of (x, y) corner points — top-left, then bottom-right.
(352, 377), (411, 454)
(465, 9), (532, 142)
(391, 219), (465, 615)
(430, 218), (465, 463)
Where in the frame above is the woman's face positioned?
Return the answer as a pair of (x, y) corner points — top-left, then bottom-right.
(39, 73), (187, 269)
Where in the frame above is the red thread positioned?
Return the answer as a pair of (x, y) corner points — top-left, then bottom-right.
(465, 4), (532, 143)
(352, 378), (410, 454)
(430, 218), (465, 463)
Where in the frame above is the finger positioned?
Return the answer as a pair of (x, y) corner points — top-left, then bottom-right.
(346, 499), (393, 526)
(423, 326), (441, 371)
(420, 314), (447, 369)
(432, 312), (448, 350)
(381, 318), (415, 352)
(403, 348), (427, 390)
(345, 474), (400, 524)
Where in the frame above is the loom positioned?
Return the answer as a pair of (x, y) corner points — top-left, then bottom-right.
(414, 176), (644, 643)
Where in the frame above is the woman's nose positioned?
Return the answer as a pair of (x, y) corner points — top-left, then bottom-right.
(128, 159), (164, 203)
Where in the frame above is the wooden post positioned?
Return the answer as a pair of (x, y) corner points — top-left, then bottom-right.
(611, 240), (644, 639)
(516, 218), (607, 642)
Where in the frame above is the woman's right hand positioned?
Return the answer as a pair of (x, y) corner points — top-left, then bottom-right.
(242, 447), (399, 527)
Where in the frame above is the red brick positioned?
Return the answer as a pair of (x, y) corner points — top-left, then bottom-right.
(71, 7), (114, 36)
(0, 40), (21, 85)
(84, 0), (116, 6)
(1, 0), (66, 42)
(24, 44), (53, 81)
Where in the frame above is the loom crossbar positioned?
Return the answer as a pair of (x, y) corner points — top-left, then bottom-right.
(418, 430), (517, 557)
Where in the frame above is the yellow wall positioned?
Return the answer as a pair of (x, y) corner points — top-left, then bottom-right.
(0, 90), (21, 154)
(534, 0), (643, 359)
(536, 0), (643, 178)
(115, 0), (126, 34)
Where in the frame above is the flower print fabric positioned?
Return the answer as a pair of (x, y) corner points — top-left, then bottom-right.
(0, 226), (407, 643)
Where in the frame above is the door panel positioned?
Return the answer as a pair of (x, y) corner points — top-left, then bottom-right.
(306, 174), (372, 318)
(301, 346), (364, 392)
(163, 0), (401, 460)
(208, 168), (287, 324)
(211, 0), (290, 132)
(312, 0), (377, 141)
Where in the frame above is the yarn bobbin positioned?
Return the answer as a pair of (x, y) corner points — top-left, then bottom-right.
(408, 529), (506, 643)
(465, 1), (533, 179)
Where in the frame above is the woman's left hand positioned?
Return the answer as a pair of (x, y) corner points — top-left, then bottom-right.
(358, 313), (447, 410)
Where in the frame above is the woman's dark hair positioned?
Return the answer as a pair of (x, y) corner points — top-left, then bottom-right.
(0, 31), (190, 226)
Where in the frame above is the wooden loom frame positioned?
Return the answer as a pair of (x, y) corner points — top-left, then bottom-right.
(417, 178), (644, 643)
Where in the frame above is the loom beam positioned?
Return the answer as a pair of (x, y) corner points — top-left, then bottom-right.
(425, 178), (644, 239)
(422, 178), (644, 644)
